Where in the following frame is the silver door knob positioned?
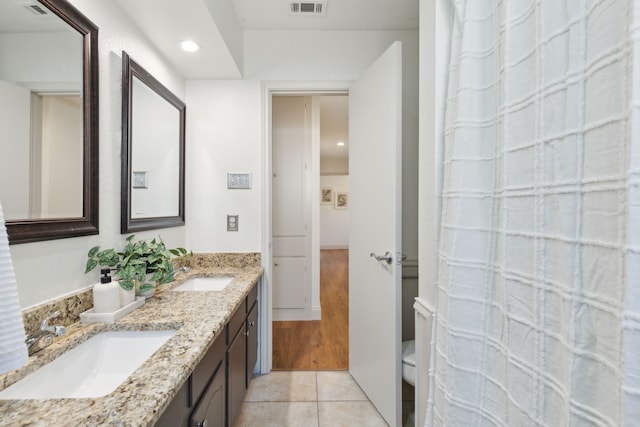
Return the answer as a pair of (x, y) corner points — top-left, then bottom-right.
(370, 251), (393, 265)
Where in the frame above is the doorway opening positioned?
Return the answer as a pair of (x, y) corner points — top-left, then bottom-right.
(271, 94), (350, 371)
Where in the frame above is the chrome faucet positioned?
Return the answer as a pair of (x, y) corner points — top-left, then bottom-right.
(25, 311), (66, 356)
(174, 266), (189, 278)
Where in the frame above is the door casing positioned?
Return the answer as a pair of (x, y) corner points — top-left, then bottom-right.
(260, 81), (350, 374)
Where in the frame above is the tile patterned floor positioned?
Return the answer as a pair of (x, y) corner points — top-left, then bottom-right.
(236, 371), (389, 427)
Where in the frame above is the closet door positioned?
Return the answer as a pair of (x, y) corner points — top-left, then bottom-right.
(272, 96), (310, 318)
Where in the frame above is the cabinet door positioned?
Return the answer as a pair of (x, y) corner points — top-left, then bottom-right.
(227, 327), (247, 427)
(191, 334), (225, 406)
(272, 257), (306, 309)
(155, 377), (190, 427)
(246, 303), (258, 388)
(190, 360), (225, 427)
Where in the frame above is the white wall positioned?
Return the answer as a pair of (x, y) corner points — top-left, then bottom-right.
(418, 0), (450, 304)
(0, 81), (30, 219)
(185, 80), (262, 253)
(320, 175), (349, 249)
(247, 29), (420, 261)
(185, 31), (418, 256)
(320, 157), (348, 175)
(0, 32), (82, 86)
(417, 1), (450, 426)
(41, 95), (83, 218)
(8, 0), (186, 308)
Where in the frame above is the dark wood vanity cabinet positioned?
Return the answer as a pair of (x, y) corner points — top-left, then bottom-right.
(227, 285), (259, 427)
(155, 374), (191, 427)
(155, 335), (226, 427)
(156, 282), (258, 427)
(226, 317), (247, 426)
(246, 303), (258, 388)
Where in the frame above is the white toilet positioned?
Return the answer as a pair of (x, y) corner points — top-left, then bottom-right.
(402, 340), (416, 426)
(402, 339), (416, 386)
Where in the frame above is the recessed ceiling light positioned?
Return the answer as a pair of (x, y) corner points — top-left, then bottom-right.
(180, 40), (200, 52)
(337, 141), (345, 147)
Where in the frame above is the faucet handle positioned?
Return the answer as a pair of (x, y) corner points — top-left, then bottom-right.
(40, 310), (61, 331)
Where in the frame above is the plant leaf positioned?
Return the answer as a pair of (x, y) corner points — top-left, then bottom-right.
(87, 246), (100, 258)
(85, 258), (98, 273)
(138, 282), (155, 292)
(119, 280), (134, 291)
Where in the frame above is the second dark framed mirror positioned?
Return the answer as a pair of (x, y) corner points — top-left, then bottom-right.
(121, 51), (185, 233)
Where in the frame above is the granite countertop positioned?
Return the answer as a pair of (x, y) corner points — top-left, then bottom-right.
(0, 254), (263, 427)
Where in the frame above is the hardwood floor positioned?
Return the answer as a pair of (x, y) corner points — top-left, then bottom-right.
(272, 249), (349, 370)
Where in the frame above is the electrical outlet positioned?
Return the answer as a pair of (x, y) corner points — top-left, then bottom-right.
(227, 173), (251, 189)
(227, 215), (239, 232)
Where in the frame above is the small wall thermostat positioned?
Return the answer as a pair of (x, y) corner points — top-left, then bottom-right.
(227, 173), (251, 189)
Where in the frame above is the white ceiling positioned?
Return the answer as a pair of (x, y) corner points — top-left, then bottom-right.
(0, 0), (72, 33)
(114, 0), (243, 80)
(1, 0), (419, 79)
(232, 0), (419, 31)
(115, 0), (419, 79)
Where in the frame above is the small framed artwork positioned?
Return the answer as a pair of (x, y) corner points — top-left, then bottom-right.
(335, 192), (348, 209)
(132, 171), (148, 189)
(321, 187), (333, 204)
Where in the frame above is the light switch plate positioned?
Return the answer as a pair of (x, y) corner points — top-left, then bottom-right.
(227, 173), (251, 189)
(227, 215), (239, 232)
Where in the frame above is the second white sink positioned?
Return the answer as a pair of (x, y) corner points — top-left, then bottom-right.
(173, 276), (234, 292)
(0, 330), (175, 400)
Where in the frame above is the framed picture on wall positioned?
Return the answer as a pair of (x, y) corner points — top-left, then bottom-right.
(335, 192), (348, 209)
(321, 187), (333, 204)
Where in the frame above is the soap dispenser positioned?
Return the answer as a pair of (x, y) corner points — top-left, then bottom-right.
(93, 268), (121, 313)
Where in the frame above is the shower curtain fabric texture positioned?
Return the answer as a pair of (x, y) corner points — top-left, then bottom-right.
(431, 0), (640, 426)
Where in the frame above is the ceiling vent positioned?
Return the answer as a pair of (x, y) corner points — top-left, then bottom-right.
(24, 4), (48, 15)
(290, 1), (327, 16)
(13, 0), (49, 16)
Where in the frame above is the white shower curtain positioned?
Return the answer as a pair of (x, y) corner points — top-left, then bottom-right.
(430, 0), (640, 425)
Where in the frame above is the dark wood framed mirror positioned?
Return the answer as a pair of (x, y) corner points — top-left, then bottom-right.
(121, 51), (185, 233)
(1, 0), (99, 244)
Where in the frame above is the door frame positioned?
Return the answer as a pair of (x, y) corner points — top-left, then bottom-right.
(260, 81), (351, 374)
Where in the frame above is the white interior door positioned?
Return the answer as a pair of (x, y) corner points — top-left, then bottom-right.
(349, 41), (402, 426)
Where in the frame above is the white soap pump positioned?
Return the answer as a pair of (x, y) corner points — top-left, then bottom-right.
(93, 268), (121, 313)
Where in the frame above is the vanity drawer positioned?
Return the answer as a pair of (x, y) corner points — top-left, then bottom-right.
(191, 332), (225, 406)
(226, 306), (246, 345)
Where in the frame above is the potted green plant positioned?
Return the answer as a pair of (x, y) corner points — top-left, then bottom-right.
(85, 235), (190, 298)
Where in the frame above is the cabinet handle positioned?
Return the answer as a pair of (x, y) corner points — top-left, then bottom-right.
(249, 321), (256, 327)
(245, 330), (250, 337)
(196, 419), (207, 427)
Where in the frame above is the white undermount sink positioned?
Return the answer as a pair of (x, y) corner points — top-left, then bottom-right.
(172, 276), (234, 292)
(0, 330), (175, 400)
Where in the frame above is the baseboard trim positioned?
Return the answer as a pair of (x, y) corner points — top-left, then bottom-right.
(273, 308), (312, 321)
(311, 305), (321, 320)
(320, 245), (348, 250)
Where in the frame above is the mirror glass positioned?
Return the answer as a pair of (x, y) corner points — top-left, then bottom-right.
(121, 52), (185, 233)
(0, 0), (98, 243)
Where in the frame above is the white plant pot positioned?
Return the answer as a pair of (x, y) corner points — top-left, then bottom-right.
(135, 276), (156, 299)
(119, 286), (135, 307)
